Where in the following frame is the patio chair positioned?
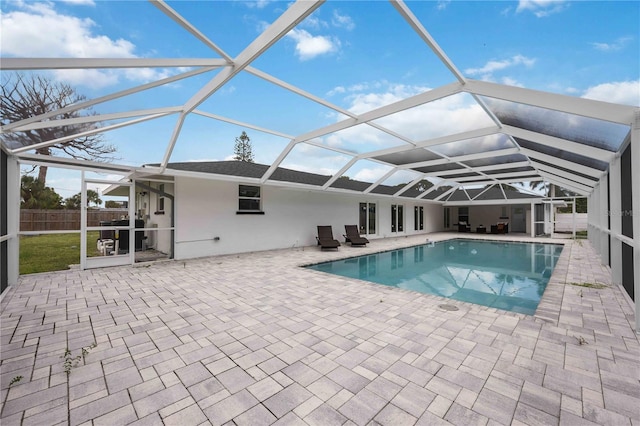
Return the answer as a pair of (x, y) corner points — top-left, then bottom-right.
(316, 226), (341, 250)
(343, 225), (369, 246)
(491, 222), (508, 234)
(458, 221), (471, 232)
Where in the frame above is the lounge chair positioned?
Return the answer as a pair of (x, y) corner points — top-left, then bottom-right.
(316, 226), (341, 250)
(458, 221), (471, 232)
(344, 225), (369, 246)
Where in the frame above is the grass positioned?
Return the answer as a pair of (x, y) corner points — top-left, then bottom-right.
(570, 282), (608, 289)
(20, 231), (99, 275)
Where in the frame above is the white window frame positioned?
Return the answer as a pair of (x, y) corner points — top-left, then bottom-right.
(359, 202), (377, 235)
(391, 204), (404, 233)
(414, 206), (424, 231)
(238, 184), (262, 212)
(157, 183), (165, 213)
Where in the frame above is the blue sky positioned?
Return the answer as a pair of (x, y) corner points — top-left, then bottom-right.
(1, 0), (639, 198)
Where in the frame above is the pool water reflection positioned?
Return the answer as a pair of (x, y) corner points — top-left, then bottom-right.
(306, 239), (563, 315)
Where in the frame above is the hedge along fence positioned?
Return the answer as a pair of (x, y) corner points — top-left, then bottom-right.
(20, 209), (128, 231)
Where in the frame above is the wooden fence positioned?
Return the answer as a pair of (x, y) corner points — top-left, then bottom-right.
(554, 213), (588, 233)
(20, 209), (128, 231)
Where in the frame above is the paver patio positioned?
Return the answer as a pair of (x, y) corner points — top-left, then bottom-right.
(1, 233), (638, 425)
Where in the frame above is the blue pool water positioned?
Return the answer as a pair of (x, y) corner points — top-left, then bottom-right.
(306, 239), (563, 315)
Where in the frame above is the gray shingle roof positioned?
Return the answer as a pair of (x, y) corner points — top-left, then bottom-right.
(150, 161), (541, 201)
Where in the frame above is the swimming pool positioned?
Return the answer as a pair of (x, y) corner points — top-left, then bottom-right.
(306, 239), (563, 315)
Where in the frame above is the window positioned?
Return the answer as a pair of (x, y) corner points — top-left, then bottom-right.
(391, 204), (404, 233)
(458, 207), (469, 224)
(444, 207), (450, 229)
(239, 185), (261, 211)
(157, 184), (165, 212)
(414, 206), (424, 231)
(359, 202), (376, 235)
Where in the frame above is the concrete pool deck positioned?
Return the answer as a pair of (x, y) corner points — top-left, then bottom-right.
(1, 233), (638, 425)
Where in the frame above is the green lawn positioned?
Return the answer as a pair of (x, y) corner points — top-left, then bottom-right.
(20, 231), (100, 275)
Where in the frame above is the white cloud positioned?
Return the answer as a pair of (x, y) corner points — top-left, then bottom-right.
(1, 2), (175, 88)
(436, 1), (451, 11)
(344, 83), (430, 114)
(326, 86), (346, 97)
(591, 36), (633, 52)
(582, 80), (640, 107)
(465, 55), (536, 79)
(500, 77), (524, 87)
(332, 10), (355, 31)
(60, 0), (96, 5)
(245, 0), (271, 9)
(299, 9), (353, 32)
(279, 143), (350, 175)
(302, 15), (328, 31)
(371, 94), (495, 142)
(352, 166), (391, 183)
(516, 0), (569, 17)
(1, 4), (134, 57)
(286, 28), (339, 61)
(52, 69), (120, 89)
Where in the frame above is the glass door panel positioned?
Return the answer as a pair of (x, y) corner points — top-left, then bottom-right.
(82, 176), (134, 269)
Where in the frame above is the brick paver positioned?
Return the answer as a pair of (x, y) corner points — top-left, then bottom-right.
(1, 233), (638, 425)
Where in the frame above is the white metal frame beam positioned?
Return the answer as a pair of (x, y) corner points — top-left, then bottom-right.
(503, 125), (616, 162)
(518, 147), (604, 179)
(538, 172), (591, 196)
(290, 82), (463, 146)
(193, 110), (294, 140)
(444, 197), (541, 206)
(1, 58), (226, 70)
(531, 160), (597, 187)
(401, 147), (520, 170)
(464, 79), (636, 125)
(11, 107), (183, 132)
(631, 111), (640, 333)
(363, 126), (499, 159)
(0, 67), (215, 134)
(450, 170), (538, 183)
(420, 161), (530, 177)
(159, 0), (324, 169)
(391, 1), (466, 84)
(151, 0), (233, 62)
(11, 113), (173, 154)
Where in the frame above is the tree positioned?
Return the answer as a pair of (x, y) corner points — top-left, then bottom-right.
(104, 200), (121, 208)
(412, 179), (434, 193)
(20, 175), (63, 209)
(64, 190), (102, 209)
(1, 73), (116, 184)
(528, 181), (563, 197)
(233, 131), (254, 162)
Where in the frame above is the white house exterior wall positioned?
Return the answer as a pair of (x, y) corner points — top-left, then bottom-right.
(173, 177), (443, 260)
(453, 205), (530, 232)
